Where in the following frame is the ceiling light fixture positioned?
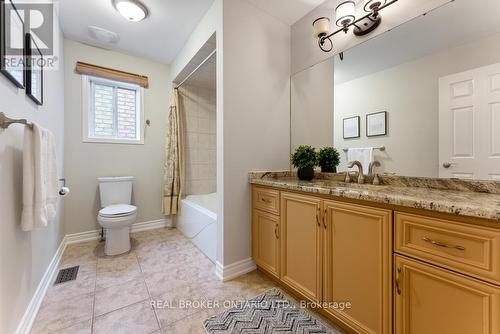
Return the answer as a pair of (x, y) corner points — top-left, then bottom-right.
(113, 0), (149, 22)
(313, 0), (398, 53)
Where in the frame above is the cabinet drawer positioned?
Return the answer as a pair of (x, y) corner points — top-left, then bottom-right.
(395, 212), (500, 285)
(394, 255), (500, 334)
(252, 187), (280, 215)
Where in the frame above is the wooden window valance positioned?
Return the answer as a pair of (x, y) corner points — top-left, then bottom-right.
(75, 62), (149, 88)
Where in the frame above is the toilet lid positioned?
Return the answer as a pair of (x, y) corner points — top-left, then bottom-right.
(99, 204), (137, 218)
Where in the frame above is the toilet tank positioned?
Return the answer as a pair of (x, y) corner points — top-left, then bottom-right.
(98, 176), (134, 207)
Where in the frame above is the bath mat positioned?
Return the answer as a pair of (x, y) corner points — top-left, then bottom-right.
(203, 288), (340, 334)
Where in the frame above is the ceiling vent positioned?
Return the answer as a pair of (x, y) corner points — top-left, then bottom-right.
(88, 26), (120, 45)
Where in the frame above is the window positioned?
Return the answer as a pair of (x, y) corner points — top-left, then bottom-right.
(82, 75), (144, 144)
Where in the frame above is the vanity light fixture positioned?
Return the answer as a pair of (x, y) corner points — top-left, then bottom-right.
(335, 1), (356, 28)
(313, 0), (398, 52)
(113, 0), (149, 22)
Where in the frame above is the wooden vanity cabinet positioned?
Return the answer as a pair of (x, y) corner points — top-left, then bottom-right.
(323, 201), (392, 334)
(252, 209), (280, 279)
(251, 185), (500, 334)
(265, 189), (391, 333)
(280, 192), (323, 302)
(394, 212), (500, 286)
(252, 187), (281, 279)
(394, 255), (500, 334)
(394, 212), (500, 334)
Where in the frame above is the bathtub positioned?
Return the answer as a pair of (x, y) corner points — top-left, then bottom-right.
(176, 193), (217, 263)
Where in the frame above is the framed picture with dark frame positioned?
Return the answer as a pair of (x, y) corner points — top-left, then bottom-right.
(25, 33), (43, 105)
(0, 0), (25, 88)
(366, 111), (387, 137)
(343, 116), (360, 139)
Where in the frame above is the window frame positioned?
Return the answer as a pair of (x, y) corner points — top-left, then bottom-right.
(82, 75), (145, 145)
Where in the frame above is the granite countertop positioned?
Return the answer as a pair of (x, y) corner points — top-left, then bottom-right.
(249, 172), (500, 222)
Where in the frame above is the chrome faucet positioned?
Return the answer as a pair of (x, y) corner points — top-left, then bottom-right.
(346, 160), (365, 184)
(368, 161), (381, 185)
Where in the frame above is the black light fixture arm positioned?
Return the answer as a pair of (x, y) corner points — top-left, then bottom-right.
(318, 0), (398, 53)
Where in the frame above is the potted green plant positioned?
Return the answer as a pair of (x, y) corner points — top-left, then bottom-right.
(291, 145), (317, 181)
(318, 147), (341, 173)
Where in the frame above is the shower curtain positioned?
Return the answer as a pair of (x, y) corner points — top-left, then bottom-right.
(162, 89), (184, 215)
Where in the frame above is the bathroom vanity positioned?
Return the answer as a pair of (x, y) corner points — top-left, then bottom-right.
(249, 172), (500, 334)
(274, 1), (500, 331)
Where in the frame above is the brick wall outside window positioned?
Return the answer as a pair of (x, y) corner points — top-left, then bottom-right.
(93, 84), (114, 137)
(87, 77), (142, 143)
(116, 87), (137, 139)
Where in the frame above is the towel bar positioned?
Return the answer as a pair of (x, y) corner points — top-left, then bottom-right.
(0, 112), (34, 129)
(343, 146), (386, 152)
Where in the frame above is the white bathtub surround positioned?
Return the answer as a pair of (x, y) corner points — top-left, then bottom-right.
(184, 192), (217, 214)
(179, 82), (217, 195)
(21, 124), (60, 231)
(176, 193), (217, 262)
(162, 89), (184, 215)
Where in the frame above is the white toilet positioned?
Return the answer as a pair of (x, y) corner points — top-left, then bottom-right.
(97, 176), (137, 256)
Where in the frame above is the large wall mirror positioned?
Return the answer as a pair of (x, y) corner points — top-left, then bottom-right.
(290, 0), (500, 180)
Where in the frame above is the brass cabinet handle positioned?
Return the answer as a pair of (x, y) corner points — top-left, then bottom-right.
(323, 208), (327, 229)
(316, 207), (320, 227)
(261, 197), (272, 204)
(275, 223), (279, 239)
(422, 236), (466, 251)
(395, 267), (402, 295)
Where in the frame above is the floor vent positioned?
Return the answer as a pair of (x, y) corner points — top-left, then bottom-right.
(54, 266), (79, 285)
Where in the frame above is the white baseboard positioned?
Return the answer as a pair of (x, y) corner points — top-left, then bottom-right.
(131, 219), (170, 232)
(65, 229), (100, 245)
(65, 218), (170, 244)
(215, 258), (256, 281)
(15, 218), (169, 334)
(15, 236), (68, 334)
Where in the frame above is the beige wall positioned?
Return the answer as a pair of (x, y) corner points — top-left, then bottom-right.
(291, 0), (451, 74)
(334, 33), (500, 177)
(0, 27), (65, 334)
(169, 0), (225, 263)
(291, 57), (334, 152)
(63, 39), (171, 234)
(222, 0), (291, 265)
(171, 1), (223, 81)
(179, 84), (217, 195)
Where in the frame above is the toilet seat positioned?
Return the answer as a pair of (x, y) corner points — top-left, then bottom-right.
(99, 204), (137, 218)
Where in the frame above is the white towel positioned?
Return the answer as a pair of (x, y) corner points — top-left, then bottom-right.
(21, 123), (59, 231)
(345, 147), (373, 172)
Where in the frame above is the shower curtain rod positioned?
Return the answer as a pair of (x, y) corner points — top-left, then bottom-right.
(174, 49), (216, 90)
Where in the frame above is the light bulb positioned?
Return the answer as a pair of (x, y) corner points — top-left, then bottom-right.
(363, 0), (387, 12)
(312, 17), (330, 38)
(335, 1), (356, 27)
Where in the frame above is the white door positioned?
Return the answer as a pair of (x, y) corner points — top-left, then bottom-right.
(439, 63), (500, 180)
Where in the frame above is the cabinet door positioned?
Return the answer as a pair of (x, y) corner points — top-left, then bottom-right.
(252, 209), (280, 279)
(280, 192), (322, 302)
(395, 255), (500, 334)
(323, 200), (392, 334)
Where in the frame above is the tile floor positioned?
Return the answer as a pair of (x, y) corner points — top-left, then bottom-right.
(30, 228), (340, 334)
